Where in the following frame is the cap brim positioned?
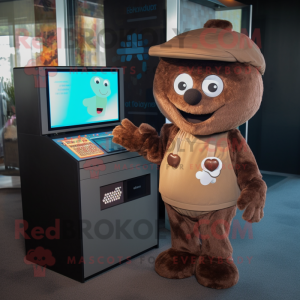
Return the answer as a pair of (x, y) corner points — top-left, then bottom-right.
(149, 45), (237, 62)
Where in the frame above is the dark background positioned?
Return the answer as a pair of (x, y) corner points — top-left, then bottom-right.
(104, 0), (166, 133)
(241, 0), (300, 174)
(104, 0), (166, 217)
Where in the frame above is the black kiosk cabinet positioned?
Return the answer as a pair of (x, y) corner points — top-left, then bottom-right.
(14, 66), (158, 282)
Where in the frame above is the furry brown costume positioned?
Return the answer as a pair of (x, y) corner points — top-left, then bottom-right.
(112, 20), (266, 289)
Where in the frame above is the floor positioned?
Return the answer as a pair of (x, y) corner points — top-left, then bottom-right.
(0, 158), (20, 177)
(0, 173), (299, 300)
(0, 175), (20, 189)
(0, 159), (20, 188)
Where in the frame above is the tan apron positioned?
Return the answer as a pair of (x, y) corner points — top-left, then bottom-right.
(160, 130), (240, 213)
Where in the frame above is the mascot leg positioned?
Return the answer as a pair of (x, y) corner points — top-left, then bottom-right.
(155, 204), (201, 279)
(195, 205), (239, 289)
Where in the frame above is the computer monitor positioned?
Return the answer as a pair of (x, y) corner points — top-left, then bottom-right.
(38, 67), (124, 135)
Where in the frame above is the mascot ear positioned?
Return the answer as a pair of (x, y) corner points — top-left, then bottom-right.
(204, 19), (233, 31)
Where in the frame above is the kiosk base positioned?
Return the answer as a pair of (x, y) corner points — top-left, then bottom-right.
(19, 130), (159, 282)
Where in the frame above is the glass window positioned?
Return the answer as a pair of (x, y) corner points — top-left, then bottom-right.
(215, 9), (242, 32)
(0, 0), (105, 185)
(180, 0), (245, 34)
(73, 0), (106, 66)
(0, 0), (58, 182)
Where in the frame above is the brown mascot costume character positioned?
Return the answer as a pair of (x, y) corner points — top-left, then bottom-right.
(112, 20), (267, 289)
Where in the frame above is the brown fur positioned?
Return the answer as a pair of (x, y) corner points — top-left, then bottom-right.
(195, 256), (239, 289)
(195, 203), (239, 289)
(112, 120), (179, 164)
(112, 24), (266, 289)
(153, 58), (263, 136)
(204, 19), (233, 30)
(155, 203), (201, 279)
(156, 204), (239, 289)
(113, 123), (266, 223)
(228, 129), (267, 222)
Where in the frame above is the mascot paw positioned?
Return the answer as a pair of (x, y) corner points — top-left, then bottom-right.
(239, 201), (264, 223)
(195, 256), (239, 289)
(155, 248), (197, 279)
(237, 178), (266, 223)
(112, 119), (139, 151)
(237, 185), (266, 223)
(138, 123), (156, 135)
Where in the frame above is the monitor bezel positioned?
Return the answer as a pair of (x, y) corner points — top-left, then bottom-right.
(40, 66), (124, 135)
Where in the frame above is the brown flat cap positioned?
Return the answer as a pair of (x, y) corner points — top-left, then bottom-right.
(149, 28), (266, 75)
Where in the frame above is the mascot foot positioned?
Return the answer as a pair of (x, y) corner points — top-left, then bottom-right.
(195, 255), (239, 289)
(155, 248), (197, 279)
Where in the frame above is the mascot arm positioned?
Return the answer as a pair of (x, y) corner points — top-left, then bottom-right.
(228, 129), (267, 223)
(112, 119), (179, 164)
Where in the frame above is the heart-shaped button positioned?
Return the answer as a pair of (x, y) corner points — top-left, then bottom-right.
(167, 153), (181, 168)
(204, 159), (219, 172)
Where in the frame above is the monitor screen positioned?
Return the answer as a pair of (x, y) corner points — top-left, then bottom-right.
(46, 69), (120, 130)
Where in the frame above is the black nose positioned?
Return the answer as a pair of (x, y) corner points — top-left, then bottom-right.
(183, 89), (202, 105)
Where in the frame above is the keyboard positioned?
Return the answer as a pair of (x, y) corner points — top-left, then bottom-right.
(63, 137), (104, 158)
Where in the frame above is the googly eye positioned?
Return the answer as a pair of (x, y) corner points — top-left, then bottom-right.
(174, 73), (193, 95)
(202, 75), (224, 97)
(94, 77), (100, 84)
(103, 79), (109, 87)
